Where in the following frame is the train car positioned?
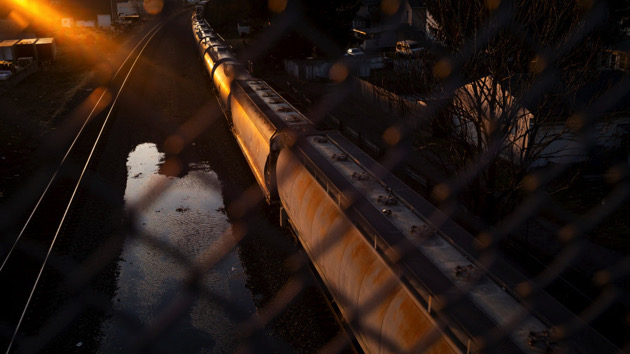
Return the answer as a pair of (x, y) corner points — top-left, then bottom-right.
(208, 49), (250, 108)
(198, 35), (223, 60)
(193, 19), (211, 33)
(191, 20), (245, 108)
(192, 21), (209, 36)
(191, 14), (207, 31)
(275, 131), (618, 353)
(229, 79), (313, 202)
(192, 19), (214, 45)
(190, 12), (619, 354)
(193, 25), (214, 48)
(192, 3), (204, 17)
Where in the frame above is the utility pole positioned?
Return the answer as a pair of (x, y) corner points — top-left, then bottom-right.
(110, 0), (116, 23)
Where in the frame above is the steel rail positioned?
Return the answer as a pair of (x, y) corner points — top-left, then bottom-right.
(4, 8), (190, 353)
(0, 9), (185, 273)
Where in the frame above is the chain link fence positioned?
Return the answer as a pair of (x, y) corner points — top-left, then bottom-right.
(1, 0), (629, 352)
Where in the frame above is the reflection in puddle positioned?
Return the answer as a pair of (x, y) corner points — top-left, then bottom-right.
(99, 143), (277, 352)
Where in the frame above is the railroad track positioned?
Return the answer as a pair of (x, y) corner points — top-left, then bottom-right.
(0, 8), (190, 353)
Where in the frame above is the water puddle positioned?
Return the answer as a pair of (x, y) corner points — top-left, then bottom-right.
(99, 143), (275, 352)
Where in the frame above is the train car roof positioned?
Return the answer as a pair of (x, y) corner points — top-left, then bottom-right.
(232, 79), (314, 134)
(210, 47), (235, 61)
(16, 39), (38, 45)
(194, 21), (211, 30)
(287, 131), (618, 353)
(0, 39), (20, 47)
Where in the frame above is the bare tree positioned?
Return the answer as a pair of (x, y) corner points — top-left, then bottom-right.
(418, 0), (610, 222)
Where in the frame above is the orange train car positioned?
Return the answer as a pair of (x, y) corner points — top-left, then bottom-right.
(192, 8), (619, 352)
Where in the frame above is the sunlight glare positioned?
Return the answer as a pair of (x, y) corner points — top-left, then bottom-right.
(144, 0), (164, 15)
(7, 0), (62, 30)
(8, 10), (30, 31)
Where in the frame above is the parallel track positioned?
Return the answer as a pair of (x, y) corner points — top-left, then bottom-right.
(0, 8), (190, 353)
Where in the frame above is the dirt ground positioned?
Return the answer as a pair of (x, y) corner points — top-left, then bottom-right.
(2, 9), (346, 351)
(0, 29), (123, 202)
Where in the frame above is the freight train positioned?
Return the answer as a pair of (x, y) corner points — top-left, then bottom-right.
(191, 8), (618, 353)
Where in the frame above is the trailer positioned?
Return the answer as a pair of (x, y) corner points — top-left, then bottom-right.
(117, 1), (142, 17)
(61, 18), (74, 28)
(15, 39), (38, 61)
(0, 39), (19, 63)
(35, 38), (57, 63)
(97, 14), (112, 29)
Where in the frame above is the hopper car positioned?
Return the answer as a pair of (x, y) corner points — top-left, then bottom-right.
(191, 7), (618, 353)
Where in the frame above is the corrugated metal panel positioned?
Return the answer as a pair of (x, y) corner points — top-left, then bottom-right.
(322, 131), (618, 352)
(284, 134), (538, 352)
(236, 79), (313, 133)
(212, 60), (240, 106)
(230, 96), (272, 200)
(277, 147), (460, 353)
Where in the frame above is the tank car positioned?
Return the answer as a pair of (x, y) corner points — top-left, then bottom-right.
(190, 11), (619, 354)
(208, 50), (249, 110)
(192, 18), (249, 110)
(274, 131), (618, 353)
(229, 79), (313, 202)
(193, 19), (211, 33)
(193, 23), (214, 48)
(197, 35), (223, 61)
(192, 7), (203, 20)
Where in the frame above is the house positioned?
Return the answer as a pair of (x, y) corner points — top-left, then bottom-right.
(75, 20), (96, 28)
(452, 73), (630, 167)
(61, 18), (74, 28)
(424, 10), (442, 44)
(598, 41), (630, 72)
(117, 1), (144, 18)
(401, 0), (427, 31)
(352, 0), (429, 50)
(352, 0), (380, 29)
(353, 25), (397, 51)
(97, 14), (112, 29)
(452, 76), (533, 164)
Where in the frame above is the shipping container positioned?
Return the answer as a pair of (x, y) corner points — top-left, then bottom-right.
(61, 18), (74, 28)
(76, 20), (96, 28)
(0, 39), (19, 63)
(14, 39), (38, 61)
(35, 38), (57, 63)
(97, 14), (112, 28)
(117, 2), (140, 17)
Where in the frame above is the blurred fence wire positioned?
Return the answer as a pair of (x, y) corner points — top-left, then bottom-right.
(1, 0), (629, 352)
